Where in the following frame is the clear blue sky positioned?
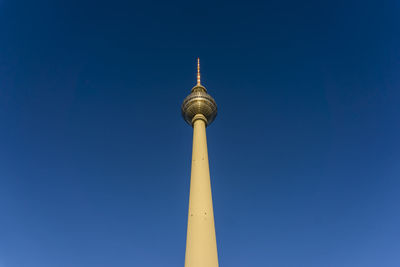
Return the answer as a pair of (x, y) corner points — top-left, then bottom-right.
(0, 0), (399, 266)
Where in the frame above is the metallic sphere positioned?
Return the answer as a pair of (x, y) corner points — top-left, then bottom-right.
(181, 84), (217, 126)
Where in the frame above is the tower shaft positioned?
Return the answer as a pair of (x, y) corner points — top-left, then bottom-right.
(185, 115), (219, 267)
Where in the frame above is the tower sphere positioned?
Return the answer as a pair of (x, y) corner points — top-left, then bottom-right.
(181, 84), (217, 126)
(181, 58), (217, 126)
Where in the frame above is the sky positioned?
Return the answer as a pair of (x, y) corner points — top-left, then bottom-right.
(0, 0), (399, 266)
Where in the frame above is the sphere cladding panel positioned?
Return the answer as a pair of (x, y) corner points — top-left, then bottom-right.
(181, 91), (217, 126)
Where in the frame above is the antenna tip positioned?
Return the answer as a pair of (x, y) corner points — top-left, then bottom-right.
(196, 58), (201, 85)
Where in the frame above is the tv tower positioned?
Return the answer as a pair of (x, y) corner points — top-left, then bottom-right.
(181, 58), (219, 267)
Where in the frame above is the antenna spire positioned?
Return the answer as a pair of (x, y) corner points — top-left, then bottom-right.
(197, 57), (201, 85)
